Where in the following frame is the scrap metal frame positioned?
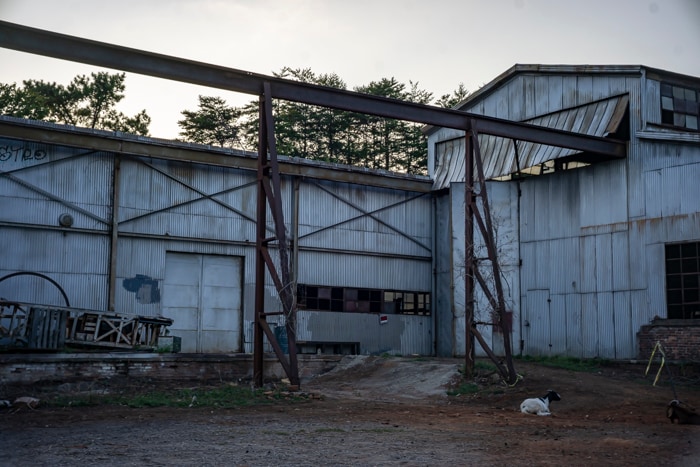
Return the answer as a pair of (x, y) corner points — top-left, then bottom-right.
(0, 21), (626, 387)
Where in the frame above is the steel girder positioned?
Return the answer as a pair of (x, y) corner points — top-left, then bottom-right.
(0, 21), (629, 387)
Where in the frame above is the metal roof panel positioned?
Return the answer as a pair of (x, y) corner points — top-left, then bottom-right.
(432, 95), (629, 189)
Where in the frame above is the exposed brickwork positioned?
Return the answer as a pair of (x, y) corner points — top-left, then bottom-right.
(638, 320), (700, 362)
(0, 353), (342, 385)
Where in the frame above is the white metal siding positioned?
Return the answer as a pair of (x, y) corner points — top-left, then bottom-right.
(433, 67), (700, 360)
(296, 310), (432, 356)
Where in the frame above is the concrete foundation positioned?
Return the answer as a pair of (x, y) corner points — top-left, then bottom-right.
(0, 353), (342, 385)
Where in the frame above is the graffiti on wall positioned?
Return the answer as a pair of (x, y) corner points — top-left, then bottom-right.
(123, 274), (161, 305)
(0, 145), (48, 163)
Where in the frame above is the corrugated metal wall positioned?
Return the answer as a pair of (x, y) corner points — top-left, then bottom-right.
(497, 71), (646, 359)
(1, 135), (434, 355)
(292, 178), (433, 354)
(429, 68), (700, 360)
(434, 194), (455, 357)
(0, 140), (112, 309)
(296, 310), (432, 356)
(447, 181), (521, 358)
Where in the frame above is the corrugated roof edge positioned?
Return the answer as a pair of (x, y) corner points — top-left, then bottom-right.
(0, 115), (431, 185)
(423, 64), (700, 136)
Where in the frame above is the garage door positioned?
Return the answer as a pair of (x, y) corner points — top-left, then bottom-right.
(162, 252), (243, 353)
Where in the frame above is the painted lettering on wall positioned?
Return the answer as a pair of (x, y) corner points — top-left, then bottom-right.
(123, 274), (161, 304)
(0, 145), (48, 163)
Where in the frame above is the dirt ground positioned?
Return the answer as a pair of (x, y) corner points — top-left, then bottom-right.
(1, 356), (699, 466)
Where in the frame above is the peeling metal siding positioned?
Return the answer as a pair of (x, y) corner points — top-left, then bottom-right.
(432, 95), (629, 189)
(492, 94), (628, 179)
(432, 137), (465, 191)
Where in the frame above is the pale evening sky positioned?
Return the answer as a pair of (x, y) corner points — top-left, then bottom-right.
(1, 0), (699, 139)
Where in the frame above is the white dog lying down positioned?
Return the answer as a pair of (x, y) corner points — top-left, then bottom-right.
(520, 390), (561, 416)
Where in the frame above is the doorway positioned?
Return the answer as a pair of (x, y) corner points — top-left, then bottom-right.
(162, 252), (243, 352)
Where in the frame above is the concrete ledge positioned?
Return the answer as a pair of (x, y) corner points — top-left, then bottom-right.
(0, 353), (343, 385)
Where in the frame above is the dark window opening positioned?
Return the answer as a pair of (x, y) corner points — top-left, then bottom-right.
(297, 284), (431, 316)
(660, 82), (699, 132)
(665, 242), (700, 319)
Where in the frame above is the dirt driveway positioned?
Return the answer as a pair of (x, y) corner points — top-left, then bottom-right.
(2, 356), (699, 466)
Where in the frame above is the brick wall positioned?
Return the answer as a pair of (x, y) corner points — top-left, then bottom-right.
(638, 320), (700, 361)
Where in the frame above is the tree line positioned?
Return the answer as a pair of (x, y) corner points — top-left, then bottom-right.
(0, 70), (470, 175)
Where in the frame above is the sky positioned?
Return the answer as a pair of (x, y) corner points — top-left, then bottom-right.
(1, 0), (699, 139)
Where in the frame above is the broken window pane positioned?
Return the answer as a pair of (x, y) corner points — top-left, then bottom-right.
(660, 82), (700, 131)
(674, 113), (686, 127)
(665, 241), (700, 319)
(662, 96), (674, 110)
(297, 284), (430, 315)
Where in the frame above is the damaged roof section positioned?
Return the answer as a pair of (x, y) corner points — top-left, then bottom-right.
(433, 94), (629, 189)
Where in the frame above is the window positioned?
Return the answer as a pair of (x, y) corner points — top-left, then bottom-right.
(297, 284), (430, 316)
(665, 242), (700, 319)
(660, 82), (699, 131)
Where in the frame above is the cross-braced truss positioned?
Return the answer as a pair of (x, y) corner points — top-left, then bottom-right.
(0, 21), (626, 387)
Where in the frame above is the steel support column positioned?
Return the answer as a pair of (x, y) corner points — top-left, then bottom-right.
(464, 133), (475, 377)
(253, 84), (300, 388)
(108, 155), (121, 311)
(464, 126), (517, 384)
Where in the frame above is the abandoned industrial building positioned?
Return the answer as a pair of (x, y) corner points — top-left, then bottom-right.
(1, 22), (699, 379)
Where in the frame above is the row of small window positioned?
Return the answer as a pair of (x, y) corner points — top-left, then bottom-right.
(665, 242), (700, 320)
(661, 82), (699, 131)
(296, 284), (431, 315)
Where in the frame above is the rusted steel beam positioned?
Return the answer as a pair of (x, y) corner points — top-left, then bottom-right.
(464, 134), (475, 378)
(262, 84), (300, 386)
(471, 127), (508, 318)
(0, 21), (626, 157)
(253, 97), (267, 387)
(471, 128), (517, 382)
(253, 92), (300, 388)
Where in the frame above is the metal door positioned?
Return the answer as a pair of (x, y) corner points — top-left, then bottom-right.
(162, 252), (242, 352)
(523, 289), (551, 356)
